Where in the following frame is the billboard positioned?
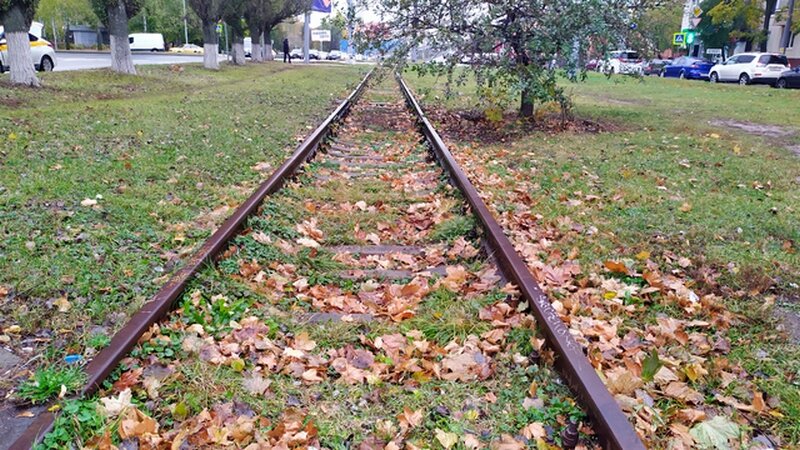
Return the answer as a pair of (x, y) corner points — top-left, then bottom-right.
(312, 0), (332, 13)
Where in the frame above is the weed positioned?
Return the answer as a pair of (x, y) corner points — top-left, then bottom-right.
(17, 366), (86, 404)
(430, 215), (476, 243)
(36, 398), (106, 449)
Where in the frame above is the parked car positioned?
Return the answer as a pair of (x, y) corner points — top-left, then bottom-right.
(774, 67), (800, 89)
(585, 59), (599, 71)
(129, 33), (165, 52)
(290, 48), (303, 59)
(599, 50), (643, 75)
(327, 50), (343, 60)
(0, 32), (56, 72)
(643, 58), (671, 76)
(661, 56), (713, 80)
(169, 44), (203, 54)
(709, 53), (790, 85)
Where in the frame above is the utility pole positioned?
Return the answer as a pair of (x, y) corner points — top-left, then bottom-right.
(303, 11), (311, 63)
(781, 0), (796, 54)
(347, 0), (354, 63)
(143, 8), (148, 32)
(182, 0), (189, 44)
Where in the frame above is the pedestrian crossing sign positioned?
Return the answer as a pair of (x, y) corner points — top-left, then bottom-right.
(673, 33), (686, 46)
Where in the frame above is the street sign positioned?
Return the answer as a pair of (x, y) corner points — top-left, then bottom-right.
(311, 0), (332, 13)
(706, 48), (722, 55)
(692, 5), (703, 17)
(673, 32), (686, 46)
(691, 17), (701, 28)
(311, 29), (331, 42)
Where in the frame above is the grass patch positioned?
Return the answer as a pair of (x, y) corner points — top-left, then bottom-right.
(0, 63), (362, 396)
(18, 366), (86, 404)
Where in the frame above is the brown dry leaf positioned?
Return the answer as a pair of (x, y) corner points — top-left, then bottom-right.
(603, 260), (630, 275)
(752, 390), (767, 413)
(463, 434), (483, 450)
(297, 237), (320, 248)
(397, 407), (424, 431)
(301, 369), (324, 382)
(119, 407), (158, 439)
(242, 374), (272, 395)
(520, 422), (546, 440)
(293, 332), (317, 351)
(605, 367), (642, 396)
(53, 296), (71, 312)
(489, 434), (526, 450)
(675, 408), (706, 424)
(664, 381), (704, 404)
(113, 367), (143, 392)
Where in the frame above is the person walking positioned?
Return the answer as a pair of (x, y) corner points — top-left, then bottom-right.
(283, 38), (291, 64)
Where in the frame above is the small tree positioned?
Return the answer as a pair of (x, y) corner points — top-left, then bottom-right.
(1, 0), (41, 86)
(375, 0), (645, 118)
(244, 0), (268, 61)
(91, 0), (141, 74)
(222, 0), (247, 65)
(261, 0), (307, 61)
(189, 0), (222, 69)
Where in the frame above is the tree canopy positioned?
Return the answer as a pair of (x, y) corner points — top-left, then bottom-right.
(375, 0), (651, 118)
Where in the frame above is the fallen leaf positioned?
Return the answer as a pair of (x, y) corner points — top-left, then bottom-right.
(689, 416), (739, 450)
(53, 296), (71, 313)
(397, 407), (423, 431)
(242, 374), (272, 395)
(119, 407), (159, 439)
(435, 429), (459, 450)
(99, 388), (133, 417)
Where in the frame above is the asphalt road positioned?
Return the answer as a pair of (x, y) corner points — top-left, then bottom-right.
(54, 51), (211, 71)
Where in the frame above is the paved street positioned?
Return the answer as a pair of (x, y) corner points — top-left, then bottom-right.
(54, 51), (212, 71)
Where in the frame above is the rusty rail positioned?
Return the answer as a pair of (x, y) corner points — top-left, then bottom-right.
(8, 68), (375, 450)
(395, 73), (645, 450)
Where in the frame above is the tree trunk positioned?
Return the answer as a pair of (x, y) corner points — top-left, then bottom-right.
(232, 41), (246, 65)
(761, 0), (777, 52)
(264, 27), (275, 61)
(108, 0), (136, 74)
(4, 6), (41, 87)
(520, 89), (534, 118)
(251, 32), (263, 63)
(265, 42), (274, 61)
(202, 20), (220, 70)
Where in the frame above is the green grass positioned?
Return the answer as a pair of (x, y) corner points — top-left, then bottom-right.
(406, 69), (800, 445)
(17, 366), (86, 404)
(0, 62), (364, 395)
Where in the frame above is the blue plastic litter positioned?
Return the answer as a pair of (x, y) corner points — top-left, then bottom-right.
(64, 354), (82, 364)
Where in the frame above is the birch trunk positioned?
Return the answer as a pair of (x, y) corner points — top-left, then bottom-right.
(4, 6), (40, 87)
(201, 20), (220, 69)
(108, 0), (136, 74)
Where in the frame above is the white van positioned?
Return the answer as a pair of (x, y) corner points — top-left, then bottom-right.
(128, 33), (165, 52)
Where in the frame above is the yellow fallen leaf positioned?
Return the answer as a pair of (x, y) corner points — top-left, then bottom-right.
(435, 429), (458, 450)
(54, 296), (71, 313)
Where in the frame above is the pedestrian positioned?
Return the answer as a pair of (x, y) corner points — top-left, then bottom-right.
(283, 38), (291, 64)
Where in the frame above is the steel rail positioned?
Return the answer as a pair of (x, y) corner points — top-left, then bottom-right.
(9, 68), (375, 450)
(395, 74), (645, 450)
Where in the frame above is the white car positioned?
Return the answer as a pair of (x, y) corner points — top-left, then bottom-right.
(600, 50), (643, 75)
(0, 32), (56, 72)
(708, 53), (790, 86)
(128, 33), (165, 52)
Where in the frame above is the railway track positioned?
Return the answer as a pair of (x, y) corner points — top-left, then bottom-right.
(11, 70), (644, 450)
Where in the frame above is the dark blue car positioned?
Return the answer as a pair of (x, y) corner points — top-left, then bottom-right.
(661, 56), (715, 80)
